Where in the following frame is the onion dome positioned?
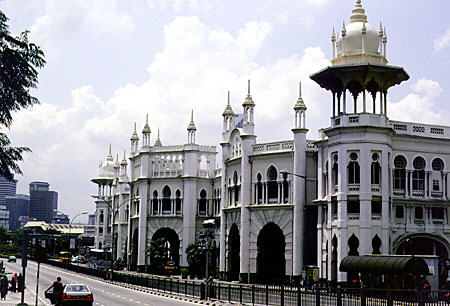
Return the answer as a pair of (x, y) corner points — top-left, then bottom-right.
(130, 122), (139, 141)
(294, 82), (307, 111)
(222, 91), (234, 116)
(334, 0), (383, 65)
(242, 80), (255, 107)
(187, 109), (197, 131)
(154, 129), (162, 147)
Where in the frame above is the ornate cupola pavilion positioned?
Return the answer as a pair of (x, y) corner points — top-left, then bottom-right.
(311, 0), (409, 128)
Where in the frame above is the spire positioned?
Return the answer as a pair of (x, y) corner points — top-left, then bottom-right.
(341, 21), (346, 36)
(130, 122), (139, 141)
(294, 82), (307, 111)
(142, 114), (151, 134)
(350, 0), (367, 23)
(187, 109), (197, 131)
(114, 153), (120, 169)
(120, 150), (127, 165)
(154, 129), (162, 147)
(222, 90), (234, 116)
(106, 143), (113, 161)
(242, 79), (255, 107)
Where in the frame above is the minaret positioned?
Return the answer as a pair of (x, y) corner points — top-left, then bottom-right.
(239, 80), (257, 282)
(142, 114), (151, 147)
(341, 21), (346, 56)
(242, 80), (255, 136)
(154, 129), (162, 147)
(130, 122), (139, 155)
(187, 110), (197, 144)
(222, 91), (235, 133)
(120, 150), (128, 179)
(114, 153), (120, 176)
(331, 27), (336, 59)
(292, 82), (308, 278)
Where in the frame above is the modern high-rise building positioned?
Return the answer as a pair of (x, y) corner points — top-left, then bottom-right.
(0, 205), (9, 230)
(5, 194), (30, 231)
(88, 214), (96, 226)
(0, 175), (17, 206)
(29, 181), (58, 223)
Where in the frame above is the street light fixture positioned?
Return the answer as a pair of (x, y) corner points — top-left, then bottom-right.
(199, 219), (215, 300)
(54, 210), (89, 251)
(94, 196), (135, 279)
(280, 169), (306, 180)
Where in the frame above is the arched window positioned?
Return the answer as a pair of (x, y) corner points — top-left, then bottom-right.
(175, 190), (182, 214)
(432, 158), (444, 171)
(372, 235), (381, 254)
(162, 186), (171, 214)
(267, 166), (278, 203)
(324, 161), (329, 196)
(395, 205), (404, 219)
(257, 173), (263, 204)
(233, 172), (239, 204)
(198, 189), (207, 216)
(412, 157), (425, 191)
(348, 152), (360, 184)
(99, 211), (104, 224)
(152, 190), (159, 215)
(415, 206), (423, 220)
(371, 153), (381, 185)
(393, 155), (407, 190)
(332, 154), (338, 186)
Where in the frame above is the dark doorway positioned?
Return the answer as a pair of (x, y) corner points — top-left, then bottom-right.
(151, 228), (180, 271)
(257, 222), (285, 283)
(227, 224), (240, 281)
(131, 228), (138, 271)
(331, 235), (338, 283)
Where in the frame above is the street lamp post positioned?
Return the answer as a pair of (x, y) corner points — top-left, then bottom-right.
(95, 196), (134, 279)
(199, 219), (215, 300)
(54, 210), (88, 251)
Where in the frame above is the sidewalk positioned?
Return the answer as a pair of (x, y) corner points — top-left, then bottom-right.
(0, 287), (46, 306)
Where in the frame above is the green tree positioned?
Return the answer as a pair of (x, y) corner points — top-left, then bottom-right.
(186, 242), (218, 278)
(146, 238), (169, 274)
(0, 9), (45, 179)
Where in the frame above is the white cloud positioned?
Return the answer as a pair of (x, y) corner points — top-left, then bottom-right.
(146, 0), (224, 14)
(434, 28), (450, 52)
(29, 0), (134, 57)
(388, 78), (445, 124)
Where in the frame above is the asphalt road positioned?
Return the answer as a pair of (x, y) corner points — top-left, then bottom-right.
(2, 259), (200, 306)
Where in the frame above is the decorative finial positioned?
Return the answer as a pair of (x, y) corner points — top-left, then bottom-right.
(154, 129), (162, 146)
(362, 22), (366, 34)
(331, 26), (336, 40)
(223, 91), (234, 116)
(121, 150), (127, 165)
(227, 90), (230, 105)
(134, 122), (136, 132)
(299, 81), (302, 98)
(243, 80), (255, 106)
(106, 143), (113, 161)
(342, 21), (346, 35)
(379, 22), (383, 35)
(248, 79), (251, 96)
(294, 81), (307, 111)
(187, 110), (197, 131)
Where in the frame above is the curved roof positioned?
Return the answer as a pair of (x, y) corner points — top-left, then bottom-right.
(340, 255), (429, 276)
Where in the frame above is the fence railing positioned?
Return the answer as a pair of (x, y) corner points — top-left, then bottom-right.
(43, 260), (450, 306)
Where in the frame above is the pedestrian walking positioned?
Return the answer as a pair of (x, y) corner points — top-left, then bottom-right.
(10, 273), (17, 293)
(0, 274), (8, 300)
(17, 273), (23, 292)
(47, 277), (63, 306)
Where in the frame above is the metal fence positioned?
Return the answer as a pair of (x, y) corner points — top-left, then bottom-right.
(43, 260), (450, 306)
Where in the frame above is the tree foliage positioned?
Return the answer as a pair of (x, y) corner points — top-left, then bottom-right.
(146, 238), (169, 274)
(0, 9), (45, 179)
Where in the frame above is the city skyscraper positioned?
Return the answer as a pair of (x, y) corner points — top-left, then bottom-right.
(0, 175), (17, 206)
(5, 194), (30, 231)
(29, 181), (58, 223)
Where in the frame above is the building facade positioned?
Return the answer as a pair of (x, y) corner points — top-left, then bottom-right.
(92, 1), (450, 284)
(29, 182), (58, 223)
(0, 175), (17, 206)
(5, 194), (30, 231)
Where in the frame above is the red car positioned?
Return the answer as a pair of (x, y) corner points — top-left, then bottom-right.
(45, 283), (94, 305)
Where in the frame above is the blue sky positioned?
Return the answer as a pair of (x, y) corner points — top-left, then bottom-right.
(1, 0), (449, 221)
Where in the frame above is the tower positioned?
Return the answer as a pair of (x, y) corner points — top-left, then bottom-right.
(187, 110), (196, 144)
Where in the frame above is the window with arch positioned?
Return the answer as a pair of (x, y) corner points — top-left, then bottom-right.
(256, 173), (263, 204)
(267, 166), (278, 203)
(432, 158), (444, 171)
(412, 157), (425, 191)
(372, 235), (381, 254)
(162, 186), (171, 214)
(348, 152), (360, 184)
(414, 206), (423, 220)
(99, 227), (103, 235)
(393, 155), (407, 190)
(99, 210), (104, 224)
(198, 189), (207, 216)
(152, 190), (159, 215)
(332, 154), (338, 186)
(324, 161), (329, 196)
(371, 153), (381, 185)
(175, 190), (182, 215)
(395, 205), (404, 219)
(432, 158), (444, 192)
(233, 171), (240, 204)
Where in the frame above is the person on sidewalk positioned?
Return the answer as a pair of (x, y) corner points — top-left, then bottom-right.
(47, 277), (63, 306)
(10, 273), (17, 293)
(17, 273), (23, 293)
(0, 274), (8, 300)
